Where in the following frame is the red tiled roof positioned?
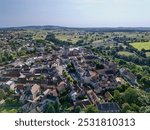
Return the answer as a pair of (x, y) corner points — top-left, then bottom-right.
(15, 84), (24, 89)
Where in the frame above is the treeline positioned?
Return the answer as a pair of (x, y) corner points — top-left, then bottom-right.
(116, 60), (150, 89)
(45, 33), (72, 46)
(113, 36), (149, 43)
(0, 51), (14, 64)
(97, 44), (150, 66)
(113, 85), (150, 113)
(114, 53), (150, 66)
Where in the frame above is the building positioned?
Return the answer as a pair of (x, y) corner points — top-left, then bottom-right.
(97, 102), (120, 113)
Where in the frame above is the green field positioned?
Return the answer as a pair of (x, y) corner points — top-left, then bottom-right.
(55, 34), (81, 44)
(118, 51), (135, 56)
(146, 52), (150, 57)
(130, 42), (150, 51)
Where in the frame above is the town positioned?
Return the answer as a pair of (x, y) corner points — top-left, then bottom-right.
(0, 27), (150, 113)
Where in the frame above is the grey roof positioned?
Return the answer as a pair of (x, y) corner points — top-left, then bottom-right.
(97, 102), (120, 113)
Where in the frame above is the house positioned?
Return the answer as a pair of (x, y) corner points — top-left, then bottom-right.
(84, 55), (98, 60)
(104, 91), (113, 101)
(43, 88), (58, 97)
(97, 102), (120, 113)
(83, 67), (91, 84)
(5, 68), (20, 77)
(75, 99), (91, 109)
(38, 95), (59, 112)
(27, 46), (35, 52)
(120, 68), (137, 85)
(70, 91), (78, 102)
(15, 84), (24, 93)
(0, 77), (11, 83)
(21, 68), (31, 77)
(19, 91), (32, 103)
(56, 81), (67, 94)
(34, 68), (42, 75)
(17, 74), (27, 84)
(21, 102), (38, 113)
(87, 90), (100, 105)
(68, 47), (80, 56)
(0, 77), (11, 89)
(83, 66), (98, 84)
(46, 95), (59, 103)
(31, 84), (41, 100)
(36, 46), (45, 53)
(62, 47), (69, 58)
(5, 80), (16, 90)
(116, 77), (125, 85)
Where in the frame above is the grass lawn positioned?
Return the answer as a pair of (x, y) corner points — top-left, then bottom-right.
(130, 42), (150, 51)
(146, 52), (150, 57)
(118, 51), (135, 56)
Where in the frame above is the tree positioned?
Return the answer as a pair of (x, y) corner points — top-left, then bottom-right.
(5, 98), (18, 106)
(118, 59), (127, 66)
(117, 84), (130, 92)
(0, 89), (5, 101)
(140, 106), (150, 113)
(124, 88), (138, 104)
(122, 103), (131, 113)
(75, 106), (81, 113)
(67, 76), (72, 82)
(73, 80), (77, 85)
(140, 77), (150, 88)
(54, 102), (61, 113)
(113, 90), (122, 103)
(94, 60), (104, 69)
(96, 63), (104, 69)
(17, 47), (27, 56)
(118, 45), (124, 51)
(84, 105), (99, 113)
(131, 103), (140, 112)
(67, 62), (72, 69)
(62, 70), (67, 77)
(136, 73), (142, 81)
(45, 103), (55, 113)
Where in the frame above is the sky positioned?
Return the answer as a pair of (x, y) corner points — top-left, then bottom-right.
(0, 0), (150, 27)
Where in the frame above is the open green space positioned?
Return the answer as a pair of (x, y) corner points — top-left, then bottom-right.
(118, 51), (135, 56)
(55, 34), (81, 44)
(146, 52), (150, 57)
(130, 42), (150, 50)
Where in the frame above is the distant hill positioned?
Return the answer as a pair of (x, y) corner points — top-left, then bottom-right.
(1, 25), (150, 32)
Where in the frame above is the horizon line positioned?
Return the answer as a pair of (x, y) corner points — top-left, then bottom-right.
(1, 25), (150, 29)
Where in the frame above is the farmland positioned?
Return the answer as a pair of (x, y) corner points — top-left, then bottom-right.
(130, 42), (150, 50)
